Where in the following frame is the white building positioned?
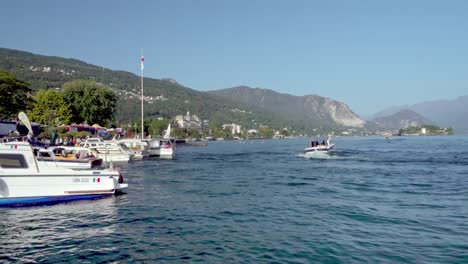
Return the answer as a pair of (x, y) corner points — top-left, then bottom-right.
(175, 111), (201, 129)
(273, 131), (285, 139)
(222, 123), (241, 135)
(247, 129), (258, 135)
(173, 112), (209, 134)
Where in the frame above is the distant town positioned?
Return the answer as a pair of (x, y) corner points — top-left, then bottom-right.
(0, 109), (453, 144)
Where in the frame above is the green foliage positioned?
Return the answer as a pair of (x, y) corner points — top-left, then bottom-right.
(56, 127), (67, 135)
(258, 127), (274, 138)
(62, 80), (118, 126)
(28, 89), (72, 126)
(77, 131), (91, 138)
(65, 131), (91, 139)
(172, 128), (188, 139)
(66, 131), (78, 138)
(0, 69), (33, 118)
(171, 127), (202, 139)
(147, 118), (169, 137)
(280, 129), (290, 136)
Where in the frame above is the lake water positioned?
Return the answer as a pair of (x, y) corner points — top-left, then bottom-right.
(1, 136), (467, 263)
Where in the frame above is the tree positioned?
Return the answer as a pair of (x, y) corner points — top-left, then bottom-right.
(62, 80), (118, 125)
(280, 128), (290, 137)
(172, 127), (187, 139)
(259, 127), (274, 138)
(0, 70), (33, 118)
(28, 89), (73, 126)
(148, 118), (169, 137)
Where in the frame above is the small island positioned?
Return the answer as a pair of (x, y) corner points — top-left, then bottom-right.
(398, 125), (453, 136)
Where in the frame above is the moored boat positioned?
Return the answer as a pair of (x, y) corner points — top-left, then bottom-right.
(143, 123), (175, 157)
(117, 138), (150, 160)
(34, 146), (103, 169)
(144, 139), (174, 157)
(79, 138), (133, 164)
(0, 142), (128, 207)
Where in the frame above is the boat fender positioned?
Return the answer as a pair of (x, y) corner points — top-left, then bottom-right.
(117, 170), (124, 184)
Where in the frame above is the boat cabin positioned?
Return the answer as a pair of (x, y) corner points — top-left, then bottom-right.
(0, 142), (38, 172)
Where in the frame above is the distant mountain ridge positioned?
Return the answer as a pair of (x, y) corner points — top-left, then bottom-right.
(372, 96), (468, 133)
(208, 86), (366, 129)
(373, 109), (436, 130)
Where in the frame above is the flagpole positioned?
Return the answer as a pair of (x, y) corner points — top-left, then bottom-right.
(141, 49), (144, 139)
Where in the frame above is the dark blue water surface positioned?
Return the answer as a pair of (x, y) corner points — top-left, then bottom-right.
(1, 136), (468, 263)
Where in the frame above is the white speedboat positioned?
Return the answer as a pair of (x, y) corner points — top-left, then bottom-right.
(0, 142), (128, 207)
(118, 139), (150, 160)
(144, 123), (175, 157)
(34, 147), (103, 170)
(144, 139), (174, 157)
(79, 138), (133, 164)
(304, 137), (335, 154)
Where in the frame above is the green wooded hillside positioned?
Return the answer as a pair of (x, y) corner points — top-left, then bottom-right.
(0, 48), (366, 133)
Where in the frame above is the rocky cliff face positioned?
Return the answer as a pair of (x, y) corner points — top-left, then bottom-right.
(301, 95), (365, 127)
(209, 86), (366, 128)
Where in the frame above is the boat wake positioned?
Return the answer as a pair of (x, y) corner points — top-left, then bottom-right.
(296, 150), (371, 161)
(296, 151), (334, 159)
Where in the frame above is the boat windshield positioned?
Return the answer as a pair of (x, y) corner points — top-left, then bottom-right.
(0, 153), (29, 168)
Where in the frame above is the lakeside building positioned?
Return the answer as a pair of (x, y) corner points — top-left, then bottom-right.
(174, 112), (209, 133)
(222, 123), (241, 135)
(247, 129), (258, 135)
(273, 131), (285, 139)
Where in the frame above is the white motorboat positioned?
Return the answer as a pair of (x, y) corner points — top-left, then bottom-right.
(304, 136), (335, 154)
(0, 142), (128, 207)
(144, 139), (174, 157)
(143, 123), (175, 157)
(118, 138), (150, 160)
(34, 146), (103, 170)
(79, 138), (133, 164)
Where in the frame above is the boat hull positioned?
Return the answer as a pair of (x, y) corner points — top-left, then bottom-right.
(0, 193), (113, 207)
(304, 144), (335, 154)
(0, 173), (127, 207)
(148, 147), (174, 157)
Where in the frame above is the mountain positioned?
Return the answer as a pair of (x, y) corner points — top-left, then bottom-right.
(208, 86), (366, 129)
(0, 47), (365, 132)
(0, 48), (285, 129)
(372, 109), (435, 130)
(371, 96), (468, 133)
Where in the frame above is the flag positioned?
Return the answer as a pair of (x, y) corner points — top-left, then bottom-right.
(141, 49), (144, 71)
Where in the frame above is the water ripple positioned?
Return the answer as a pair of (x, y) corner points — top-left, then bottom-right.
(1, 136), (467, 262)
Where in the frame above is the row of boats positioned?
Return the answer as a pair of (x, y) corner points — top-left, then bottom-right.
(0, 137), (175, 207)
(34, 137), (174, 170)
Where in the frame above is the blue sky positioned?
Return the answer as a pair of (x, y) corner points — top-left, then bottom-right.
(1, 0), (468, 116)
